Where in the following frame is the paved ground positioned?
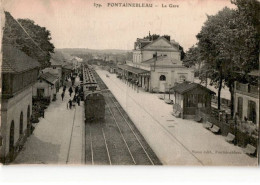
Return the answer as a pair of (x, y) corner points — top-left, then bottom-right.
(96, 69), (258, 166)
(13, 78), (84, 165)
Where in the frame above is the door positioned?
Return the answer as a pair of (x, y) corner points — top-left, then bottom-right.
(9, 121), (15, 159)
(37, 88), (44, 98)
(248, 100), (256, 124)
(159, 75), (166, 92)
(27, 105), (31, 136)
(237, 97), (243, 119)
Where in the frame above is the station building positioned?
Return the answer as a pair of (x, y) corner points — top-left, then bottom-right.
(171, 82), (215, 119)
(117, 36), (194, 92)
(33, 72), (59, 102)
(0, 45), (40, 163)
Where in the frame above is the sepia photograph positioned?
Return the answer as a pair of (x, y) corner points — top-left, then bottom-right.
(0, 0), (259, 181)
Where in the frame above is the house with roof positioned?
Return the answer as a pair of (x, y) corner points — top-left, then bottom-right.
(171, 82), (215, 119)
(33, 72), (59, 102)
(42, 58), (63, 91)
(1, 45), (40, 163)
(62, 64), (74, 83)
(234, 70), (259, 126)
(117, 35), (194, 92)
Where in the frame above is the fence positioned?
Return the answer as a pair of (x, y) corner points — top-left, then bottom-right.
(196, 108), (258, 149)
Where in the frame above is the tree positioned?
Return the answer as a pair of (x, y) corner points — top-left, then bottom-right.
(196, 5), (259, 116)
(183, 45), (201, 68)
(3, 11), (55, 68)
(231, 0), (260, 33)
(179, 45), (186, 60)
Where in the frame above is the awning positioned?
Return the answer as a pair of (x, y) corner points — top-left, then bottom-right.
(117, 64), (150, 75)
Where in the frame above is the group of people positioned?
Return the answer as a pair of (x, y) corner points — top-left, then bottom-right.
(60, 83), (81, 109)
(63, 85), (82, 109)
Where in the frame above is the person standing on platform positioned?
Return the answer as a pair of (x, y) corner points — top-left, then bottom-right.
(63, 85), (66, 92)
(75, 86), (79, 94)
(61, 92), (65, 101)
(69, 87), (73, 97)
(77, 95), (80, 106)
(67, 99), (72, 109)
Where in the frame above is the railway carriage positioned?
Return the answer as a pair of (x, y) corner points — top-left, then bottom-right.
(82, 65), (106, 122)
(84, 91), (105, 122)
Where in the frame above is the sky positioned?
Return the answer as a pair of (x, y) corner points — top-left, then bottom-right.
(2, 0), (236, 51)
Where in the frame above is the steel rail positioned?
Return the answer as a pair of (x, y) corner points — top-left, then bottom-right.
(102, 128), (112, 165)
(89, 126), (94, 165)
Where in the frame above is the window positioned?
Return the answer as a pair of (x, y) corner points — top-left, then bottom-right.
(9, 121), (15, 152)
(198, 94), (206, 108)
(20, 112), (23, 135)
(248, 100), (256, 124)
(37, 88), (44, 97)
(159, 75), (166, 81)
(186, 94), (197, 107)
(27, 105), (31, 130)
(179, 75), (186, 83)
(237, 97), (243, 119)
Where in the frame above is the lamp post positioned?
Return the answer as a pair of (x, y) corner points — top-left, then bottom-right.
(168, 84), (171, 100)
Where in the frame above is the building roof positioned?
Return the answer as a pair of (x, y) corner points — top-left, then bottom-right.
(50, 58), (63, 66)
(63, 64), (74, 70)
(248, 70), (259, 77)
(117, 64), (150, 74)
(141, 36), (180, 51)
(234, 70), (260, 77)
(171, 82), (216, 95)
(39, 72), (57, 85)
(2, 45), (40, 73)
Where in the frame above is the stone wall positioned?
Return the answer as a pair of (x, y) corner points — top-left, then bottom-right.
(0, 86), (33, 162)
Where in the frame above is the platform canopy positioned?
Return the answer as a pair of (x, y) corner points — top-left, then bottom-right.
(117, 64), (150, 75)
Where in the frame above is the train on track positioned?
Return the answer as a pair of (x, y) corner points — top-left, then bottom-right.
(81, 65), (106, 122)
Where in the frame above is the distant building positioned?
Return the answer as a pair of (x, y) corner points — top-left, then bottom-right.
(234, 70), (259, 126)
(117, 36), (194, 92)
(171, 82), (215, 119)
(70, 56), (83, 73)
(33, 72), (59, 102)
(62, 64), (74, 82)
(42, 58), (63, 89)
(0, 45), (40, 163)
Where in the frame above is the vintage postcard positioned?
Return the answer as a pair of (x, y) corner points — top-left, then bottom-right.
(0, 0), (259, 167)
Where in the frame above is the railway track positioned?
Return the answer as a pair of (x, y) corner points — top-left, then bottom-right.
(103, 91), (157, 165)
(108, 95), (155, 165)
(85, 123), (111, 165)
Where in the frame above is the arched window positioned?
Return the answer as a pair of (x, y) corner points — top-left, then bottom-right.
(20, 112), (23, 135)
(27, 106), (30, 126)
(248, 100), (256, 124)
(159, 75), (166, 81)
(237, 97), (243, 119)
(179, 75), (186, 82)
(10, 121), (15, 152)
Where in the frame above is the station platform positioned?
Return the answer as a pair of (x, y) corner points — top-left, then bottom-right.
(14, 78), (85, 164)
